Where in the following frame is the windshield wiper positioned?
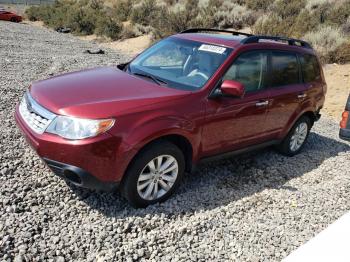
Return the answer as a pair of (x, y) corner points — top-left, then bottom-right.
(133, 72), (168, 86)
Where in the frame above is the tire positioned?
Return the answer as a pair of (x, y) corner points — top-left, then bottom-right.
(277, 116), (311, 156)
(10, 17), (18, 23)
(120, 141), (185, 208)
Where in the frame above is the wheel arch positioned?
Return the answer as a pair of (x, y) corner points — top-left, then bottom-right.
(279, 109), (318, 140)
(123, 134), (194, 180)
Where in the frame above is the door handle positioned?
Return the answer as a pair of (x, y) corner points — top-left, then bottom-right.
(255, 100), (269, 107)
(298, 93), (307, 99)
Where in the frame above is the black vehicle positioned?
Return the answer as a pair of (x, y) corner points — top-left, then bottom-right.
(339, 94), (350, 141)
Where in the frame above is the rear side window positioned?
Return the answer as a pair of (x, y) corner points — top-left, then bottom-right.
(300, 54), (321, 82)
(223, 51), (268, 92)
(270, 52), (299, 87)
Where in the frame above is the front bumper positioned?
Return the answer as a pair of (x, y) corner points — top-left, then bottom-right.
(44, 158), (117, 191)
(15, 104), (137, 188)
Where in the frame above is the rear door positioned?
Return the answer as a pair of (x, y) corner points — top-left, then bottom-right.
(264, 50), (307, 136)
(299, 53), (326, 109)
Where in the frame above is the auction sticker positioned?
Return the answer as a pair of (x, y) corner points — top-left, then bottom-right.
(198, 44), (226, 54)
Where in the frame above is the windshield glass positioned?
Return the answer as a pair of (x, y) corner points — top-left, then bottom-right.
(128, 37), (233, 91)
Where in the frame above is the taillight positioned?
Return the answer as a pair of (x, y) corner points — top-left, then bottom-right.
(340, 111), (349, 129)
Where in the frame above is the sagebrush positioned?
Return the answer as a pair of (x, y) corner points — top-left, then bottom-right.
(25, 0), (350, 63)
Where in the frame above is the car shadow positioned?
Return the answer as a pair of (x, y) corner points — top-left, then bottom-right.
(67, 132), (350, 218)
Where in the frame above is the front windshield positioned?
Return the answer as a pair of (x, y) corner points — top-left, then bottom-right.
(128, 37), (233, 91)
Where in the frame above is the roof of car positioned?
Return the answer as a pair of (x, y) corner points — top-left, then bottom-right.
(173, 33), (244, 49)
(173, 29), (314, 54)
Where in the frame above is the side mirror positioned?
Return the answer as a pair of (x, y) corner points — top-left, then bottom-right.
(221, 80), (245, 98)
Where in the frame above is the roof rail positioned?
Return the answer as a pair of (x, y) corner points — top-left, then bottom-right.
(180, 28), (253, 37)
(241, 35), (312, 49)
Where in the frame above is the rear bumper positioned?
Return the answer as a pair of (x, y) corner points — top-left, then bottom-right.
(339, 128), (350, 141)
(44, 158), (117, 191)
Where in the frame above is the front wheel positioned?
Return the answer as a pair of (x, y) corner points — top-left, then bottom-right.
(277, 116), (311, 156)
(120, 141), (185, 208)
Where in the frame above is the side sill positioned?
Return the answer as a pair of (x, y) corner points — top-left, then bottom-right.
(195, 140), (280, 168)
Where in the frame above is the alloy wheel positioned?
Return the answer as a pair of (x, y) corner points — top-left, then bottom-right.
(137, 155), (178, 201)
(289, 122), (308, 152)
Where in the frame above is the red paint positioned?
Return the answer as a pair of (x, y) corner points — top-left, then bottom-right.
(221, 80), (245, 97)
(15, 33), (326, 184)
(0, 10), (22, 22)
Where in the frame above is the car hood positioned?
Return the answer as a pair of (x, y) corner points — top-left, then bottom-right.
(30, 67), (189, 118)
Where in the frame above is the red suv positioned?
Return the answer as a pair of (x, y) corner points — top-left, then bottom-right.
(15, 29), (326, 207)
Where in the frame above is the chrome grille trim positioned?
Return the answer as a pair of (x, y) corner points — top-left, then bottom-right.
(19, 92), (57, 134)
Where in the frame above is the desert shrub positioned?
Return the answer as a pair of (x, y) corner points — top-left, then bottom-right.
(326, 41), (350, 64)
(326, 0), (350, 26)
(213, 3), (256, 29)
(303, 26), (347, 63)
(271, 0), (306, 19)
(25, 5), (47, 21)
(253, 14), (290, 36)
(245, 0), (274, 11)
(25, 1), (73, 26)
(342, 17), (350, 35)
(151, 0), (204, 40)
(64, 0), (104, 35)
(119, 24), (147, 39)
(133, 23), (153, 35)
(112, 0), (133, 21)
(289, 9), (319, 37)
(305, 0), (330, 10)
(25, 0), (126, 38)
(308, 1), (332, 24)
(130, 0), (160, 26)
(163, 0), (178, 5)
(95, 16), (123, 40)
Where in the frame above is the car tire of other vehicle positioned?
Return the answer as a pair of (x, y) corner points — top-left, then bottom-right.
(10, 17), (18, 23)
(121, 141), (185, 208)
(277, 116), (311, 156)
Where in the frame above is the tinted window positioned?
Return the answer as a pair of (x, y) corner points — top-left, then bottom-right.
(300, 54), (321, 82)
(223, 51), (268, 92)
(270, 52), (299, 87)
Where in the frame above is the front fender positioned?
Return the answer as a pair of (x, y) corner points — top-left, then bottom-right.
(122, 115), (201, 161)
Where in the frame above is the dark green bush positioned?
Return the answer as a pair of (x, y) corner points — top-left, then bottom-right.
(95, 16), (123, 40)
(151, 0), (204, 41)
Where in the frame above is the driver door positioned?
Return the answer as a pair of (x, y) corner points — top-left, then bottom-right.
(202, 50), (272, 156)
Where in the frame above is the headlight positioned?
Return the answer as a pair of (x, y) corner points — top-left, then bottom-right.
(46, 116), (115, 140)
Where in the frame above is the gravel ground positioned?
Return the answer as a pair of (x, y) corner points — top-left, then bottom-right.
(1, 21), (350, 262)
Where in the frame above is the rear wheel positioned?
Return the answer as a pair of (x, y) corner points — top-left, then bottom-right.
(121, 141), (185, 208)
(277, 116), (311, 156)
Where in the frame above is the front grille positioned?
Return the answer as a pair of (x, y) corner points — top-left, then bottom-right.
(19, 92), (56, 134)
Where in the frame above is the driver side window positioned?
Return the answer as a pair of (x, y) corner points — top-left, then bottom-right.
(223, 51), (268, 92)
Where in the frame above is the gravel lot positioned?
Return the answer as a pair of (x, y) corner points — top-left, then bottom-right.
(1, 21), (350, 262)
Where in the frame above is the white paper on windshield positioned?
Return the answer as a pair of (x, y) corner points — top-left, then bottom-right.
(198, 44), (226, 54)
